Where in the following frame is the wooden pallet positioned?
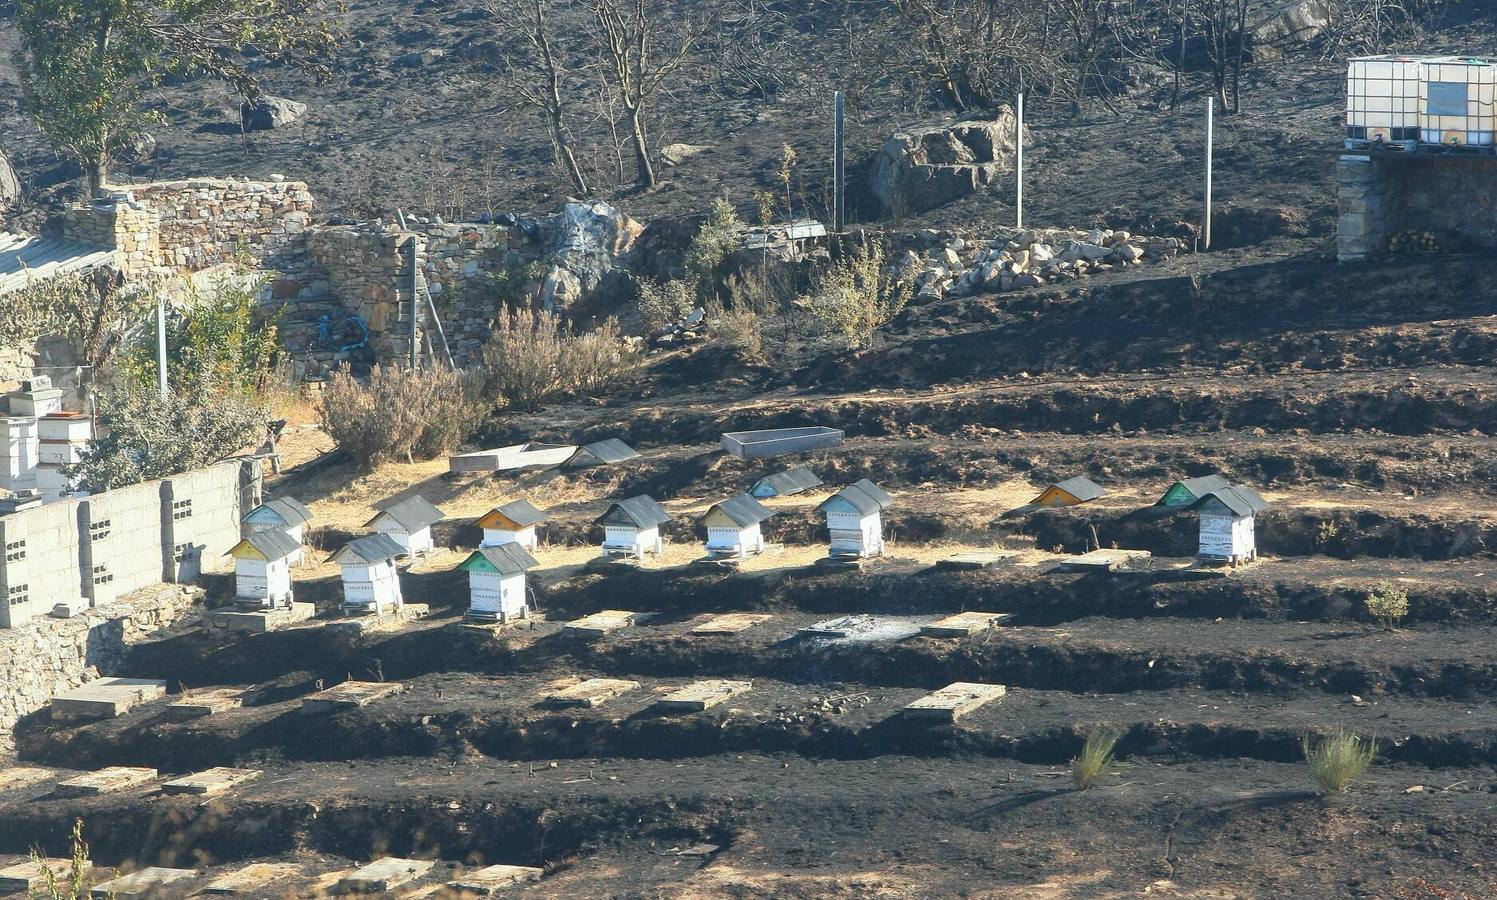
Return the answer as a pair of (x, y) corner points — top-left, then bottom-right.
(301, 680), (401, 713)
(55, 766), (157, 798)
(161, 767), (262, 797)
(690, 613), (772, 635)
(920, 611), (1014, 638)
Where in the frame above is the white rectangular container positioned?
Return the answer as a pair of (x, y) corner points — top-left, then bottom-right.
(38, 414), (93, 443)
(1420, 57), (1497, 147)
(38, 441), (87, 465)
(1346, 56), (1424, 145)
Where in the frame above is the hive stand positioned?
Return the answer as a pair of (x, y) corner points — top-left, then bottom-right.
(935, 550), (1019, 570)
(690, 613), (772, 635)
(300, 680), (402, 713)
(543, 678), (640, 709)
(336, 857), (436, 893)
(205, 601), (316, 633)
(54, 766), (158, 798)
(1051, 548), (1151, 573)
(163, 688), (244, 721)
(902, 683), (1008, 723)
(448, 864), (544, 894)
(920, 612), (1014, 638)
(90, 866), (197, 899)
(655, 680), (753, 712)
(50, 678), (167, 724)
(161, 767), (261, 797)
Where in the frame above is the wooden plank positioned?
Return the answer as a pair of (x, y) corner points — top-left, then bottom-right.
(563, 609), (640, 639)
(902, 682), (1007, 722)
(90, 866), (197, 899)
(543, 678), (640, 709)
(163, 688), (244, 721)
(920, 612), (1014, 638)
(201, 862), (302, 894)
(0, 857), (91, 892)
(161, 767), (261, 797)
(0, 766), (59, 792)
(336, 857), (435, 893)
(449, 864), (544, 894)
(55, 766), (157, 798)
(690, 613), (772, 635)
(301, 680), (401, 713)
(655, 680), (752, 712)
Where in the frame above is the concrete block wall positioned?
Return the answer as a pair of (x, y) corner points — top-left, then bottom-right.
(0, 499), (83, 628)
(78, 479), (167, 607)
(163, 461), (258, 582)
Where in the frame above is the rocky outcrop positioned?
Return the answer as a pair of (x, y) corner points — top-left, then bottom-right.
(241, 95), (308, 131)
(871, 108), (1027, 215)
(543, 200), (644, 302)
(1249, 0), (1332, 57)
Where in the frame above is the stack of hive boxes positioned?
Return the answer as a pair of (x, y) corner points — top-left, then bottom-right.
(0, 377), (93, 503)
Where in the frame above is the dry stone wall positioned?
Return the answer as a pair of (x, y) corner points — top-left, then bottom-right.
(1338, 154), (1497, 260)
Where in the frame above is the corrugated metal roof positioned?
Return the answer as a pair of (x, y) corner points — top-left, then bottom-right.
(818, 479), (893, 516)
(245, 496), (314, 526)
(750, 466), (822, 498)
(596, 494), (671, 528)
(462, 542), (539, 574)
(564, 438), (639, 467)
(1193, 485), (1270, 517)
(226, 528), (303, 561)
(0, 231), (115, 297)
(366, 494), (445, 531)
(706, 494), (774, 527)
(329, 532), (408, 564)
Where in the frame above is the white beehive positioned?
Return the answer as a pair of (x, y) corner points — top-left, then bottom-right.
(1420, 56), (1497, 147)
(1346, 56), (1423, 147)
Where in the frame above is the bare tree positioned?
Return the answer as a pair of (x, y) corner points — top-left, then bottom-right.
(1190, 0), (1248, 113)
(582, 0), (704, 189)
(483, 0), (592, 195)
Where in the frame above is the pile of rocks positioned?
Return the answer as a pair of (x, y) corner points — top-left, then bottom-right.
(910, 227), (1190, 302)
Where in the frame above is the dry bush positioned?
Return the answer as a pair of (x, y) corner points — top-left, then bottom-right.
(481, 307), (640, 410)
(636, 277), (697, 332)
(1070, 728), (1121, 791)
(800, 240), (916, 349)
(1303, 729), (1377, 795)
(1366, 580), (1410, 630)
(711, 303), (764, 361)
(319, 364), (483, 469)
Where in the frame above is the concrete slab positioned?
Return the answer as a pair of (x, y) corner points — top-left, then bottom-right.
(160, 767), (261, 797)
(324, 603), (430, 636)
(902, 682), (1007, 722)
(655, 680), (753, 712)
(90, 866), (196, 899)
(1052, 548), (1152, 573)
(200, 862), (302, 894)
(301, 680), (401, 713)
(543, 678), (640, 709)
(336, 857), (435, 893)
(0, 766), (59, 792)
(935, 550), (1020, 571)
(205, 602), (315, 633)
(920, 611), (1014, 638)
(449, 443), (575, 473)
(690, 613), (772, 635)
(563, 609), (642, 638)
(51, 677), (167, 723)
(449, 864), (543, 893)
(799, 615), (924, 643)
(163, 688), (243, 721)
(54, 766), (157, 798)
(0, 856), (91, 893)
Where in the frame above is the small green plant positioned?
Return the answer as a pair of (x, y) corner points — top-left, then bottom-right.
(1366, 580), (1410, 630)
(752, 190), (776, 228)
(32, 818), (92, 899)
(119, 271), (281, 396)
(711, 303), (764, 361)
(1070, 728), (1121, 791)
(636, 277), (696, 332)
(1303, 729), (1377, 795)
(684, 197), (745, 302)
(777, 143), (798, 216)
(799, 240), (916, 349)
(1315, 519), (1340, 548)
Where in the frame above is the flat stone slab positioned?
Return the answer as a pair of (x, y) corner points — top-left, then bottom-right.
(799, 615), (924, 643)
(336, 857), (435, 893)
(935, 550), (1020, 571)
(201, 862), (302, 894)
(161, 767), (261, 797)
(449, 864), (544, 893)
(0, 856), (91, 892)
(1052, 548), (1152, 573)
(543, 678), (640, 709)
(90, 866), (197, 899)
(0, 766), (59, 792)
(903, 682), (1007, 722)
(655, 680), (753, 712)
(691, 613), (772, 635)
(920, 611), (1014, 638)
(563, 609), (642, 638)
(163, 688), (244, 721)
(51, 677), (167, 723)
(55, 766), (157, 798)
(302, 680), (402, 713)
(205, 602), (315, 633)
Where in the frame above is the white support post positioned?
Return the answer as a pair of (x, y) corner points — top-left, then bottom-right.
(156, 295), (168, 398)
(1204, 96), (1214, 251)
(1015, 92), (1024, 231)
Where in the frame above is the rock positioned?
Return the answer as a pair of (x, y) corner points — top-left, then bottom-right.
(1112, 243), (1145, 263)
(942, 247), (961, 267)
(241, 96), (307, 131)
(870, 107), (1028, 214)
(1030, 243), (1054, 263)
(539, 265), (583, 313)
(947, 237), (966, 252)
(1012, 272), (1043, 289)
(0, 151), (19, 211)
(660, 144), (711, 167)
(1063, 241), (1112, 263)
(394, 48), (447, 68)
(980, 263), (1002, 286)
(1011, 249), (1030, 273)
(544, 199), (644, 297)
(1250, 0), (1331, 56)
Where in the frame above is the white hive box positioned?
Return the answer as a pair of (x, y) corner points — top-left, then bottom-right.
(5, 389), (62, 418)
(1345, 55), (1423, 146)
(0, 417), (39, 490)
(1420, 56), (1497, 147)
(37, 413), (93, 442)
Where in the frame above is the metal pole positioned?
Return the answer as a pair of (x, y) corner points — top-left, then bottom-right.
(410, 237), (420, 369)
(155, 295), (168, 398)
(833, 91), (845, 233)
(1204, 96), (1214, 251)
(1015, 92), (1025, 230)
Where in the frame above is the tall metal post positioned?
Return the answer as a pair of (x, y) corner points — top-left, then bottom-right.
(155, 295), (168, 398)
(409, 236), (420, 369)
(833, 91), (845, 233)
(1204, 96), (1214, 251)
(1015, 92), (1025, 230)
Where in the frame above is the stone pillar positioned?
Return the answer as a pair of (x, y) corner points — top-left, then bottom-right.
(1336, 154), (1398, 262)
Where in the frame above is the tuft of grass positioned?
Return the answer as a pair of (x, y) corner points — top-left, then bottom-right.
(32, 818), (92, 899)
(1303, 729), (1377, 795)
(1070, 729), (1121, 791)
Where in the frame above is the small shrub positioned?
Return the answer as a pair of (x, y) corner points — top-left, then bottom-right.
(480, 307), (639, 411)
(120, 271), (281, 394)
(712, 303), (764, 361)
(318, 364), (482, 469)
(800, 240), (916, 349)
(685, 197), (745, 298)
(1070, 728), (1121, 791)
(636, 277), (696, 333)
(1303, 729), (1377, 795)
(1315, 519), (1340, 548)
(1366, 580), (1410, 630)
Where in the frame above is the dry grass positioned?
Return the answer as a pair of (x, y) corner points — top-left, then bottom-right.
(1070, 729), (1121, 791)
(480, 307), (640, 411)
(318, 364), (483, 469)
(1303, 729), (1377, 795)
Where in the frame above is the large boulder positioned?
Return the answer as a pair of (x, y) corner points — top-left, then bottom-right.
(1249, 0), (1332, 57)
(544, 200), (644, 295)
(871, 108), (1027, 215)
(0, 151), (19, 212)
(241, 95), (308, 131)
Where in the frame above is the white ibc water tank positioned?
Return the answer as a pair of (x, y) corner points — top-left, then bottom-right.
(1346, 56), (1423, 145)
(1420, 56), (1497, 147)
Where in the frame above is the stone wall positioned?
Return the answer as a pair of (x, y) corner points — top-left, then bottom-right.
(1337, 153), (1497, 261)
(0, 583), (200, 752)
(125, 177), (314, 272)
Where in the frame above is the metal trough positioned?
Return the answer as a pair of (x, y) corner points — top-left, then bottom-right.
(720, 426), (843, 460)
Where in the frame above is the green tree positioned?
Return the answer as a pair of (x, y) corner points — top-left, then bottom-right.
(119, 273), (281, 395)
(13, 0), (341, 196)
